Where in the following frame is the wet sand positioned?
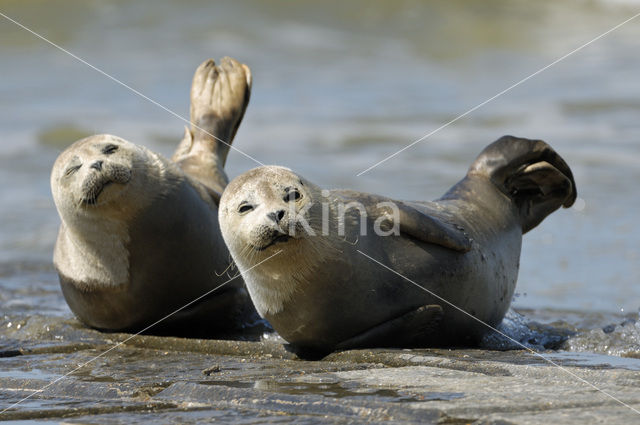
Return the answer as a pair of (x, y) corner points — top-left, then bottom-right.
(2, 315), (640, 424)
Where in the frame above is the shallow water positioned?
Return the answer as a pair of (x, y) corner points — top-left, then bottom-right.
(1, 0), (639, 365)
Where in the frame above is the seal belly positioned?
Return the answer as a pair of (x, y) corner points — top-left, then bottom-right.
(59, 179), (248, 334)
(396, 182), (523, 344)
(394, 222), (522, 345)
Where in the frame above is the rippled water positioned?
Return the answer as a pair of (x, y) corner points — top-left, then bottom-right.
(1, 1), (639, 355)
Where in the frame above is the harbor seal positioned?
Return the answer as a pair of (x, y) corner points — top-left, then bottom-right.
(219, 136), (576, 354)
(51, 57), (260, 336)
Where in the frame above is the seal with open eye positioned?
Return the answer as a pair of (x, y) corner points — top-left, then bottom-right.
(218, 136), (576, 355)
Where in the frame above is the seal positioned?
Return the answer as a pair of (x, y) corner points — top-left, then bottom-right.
(51, 57), (260, 336)
(219, 136), (576, 354)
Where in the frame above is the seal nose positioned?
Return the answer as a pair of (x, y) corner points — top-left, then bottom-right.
(267, 209), (285, 224)
(90, 160), (103, 171)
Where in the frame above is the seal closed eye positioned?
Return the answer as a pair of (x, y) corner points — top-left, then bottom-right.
(65, 164), (81, 176)
(219, 136), (576, 356)
(102, 144), (118, 154)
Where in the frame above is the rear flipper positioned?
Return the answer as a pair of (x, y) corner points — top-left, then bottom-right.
(173, 57), (252, 198)
(469, 135), (577, 233)
(335, 304), (444, 351)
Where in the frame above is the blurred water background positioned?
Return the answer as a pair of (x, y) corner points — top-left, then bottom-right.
(1, 0), (639, 353)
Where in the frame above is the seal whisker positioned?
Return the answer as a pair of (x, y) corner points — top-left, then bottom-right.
(214, 261), (235, 277)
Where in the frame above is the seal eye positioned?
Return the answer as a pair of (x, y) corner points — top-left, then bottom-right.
(65, 164), (81, 177)
(238, 203), (254, 214)
(284, 188), (302, 202)
(102, 144), (118, 155)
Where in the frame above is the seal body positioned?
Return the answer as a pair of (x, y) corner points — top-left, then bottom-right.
(51, 58), (260, 336)
(219, 136), (576, 353)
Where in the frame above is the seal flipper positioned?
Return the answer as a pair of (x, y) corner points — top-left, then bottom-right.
(505, 161), (573, 233)
(335, 304), (444, 351)
(173, 57), (252, 195)
(396, 202), (472, 252)
(468, 135), (577, 234)
(336, 190), (471, 252)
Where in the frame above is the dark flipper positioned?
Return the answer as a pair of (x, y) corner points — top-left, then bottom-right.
(335, 304), (444, 351)
(396, 202), (472, 252)
(335, 190), (471, 252)
(468, 135), (577, 233)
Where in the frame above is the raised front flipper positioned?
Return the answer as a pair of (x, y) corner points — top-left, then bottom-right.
(335, 304), (444, 350)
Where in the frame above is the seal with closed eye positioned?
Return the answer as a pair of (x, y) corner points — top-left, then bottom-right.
(51, 57), (261, 336)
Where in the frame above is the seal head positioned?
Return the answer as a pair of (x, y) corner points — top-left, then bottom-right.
(219, 166), (335, 316)
(51, 135), (158, 220)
